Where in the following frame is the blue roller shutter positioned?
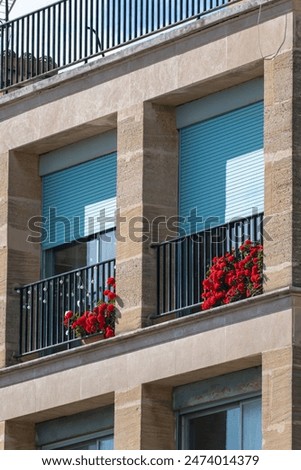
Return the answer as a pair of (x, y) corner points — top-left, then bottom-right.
(42, 152), (117, 249)
(179, 101), (264, 235)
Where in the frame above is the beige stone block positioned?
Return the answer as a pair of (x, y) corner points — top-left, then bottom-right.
(264, 159), (292, 214)
(4, 420), (36, 450)
(0, 154), (8, 197)
(9, 152), (40, 199)
(292, 306), (301, 346)
(8, 196), (41, 234)
(116, 206), (144, 260)
(265, 102), (293, 154)
(114, 386), (142, 450)
(115, 306), (142, 333)
(263, 211), (292, 290)
(141, 384), (175, 450)
(262, 348), (292, 449)
(178, 35), (227, 87)
(264, 52), (293, 107)
(0, 421), (4, 450)
(116, 258), (142, 310)
(0, 248), (8, 295)
(228, 14), (292, 70)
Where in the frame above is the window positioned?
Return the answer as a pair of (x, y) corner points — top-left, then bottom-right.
(176, 79), (264, 236)
(180, 397), (261, 450)
(174, 368), (262, 450)
(43, 432), (114, 450)
(36, 406), (114, 450)
(40, 132), (117, 278)
(43, 229), (116, 277)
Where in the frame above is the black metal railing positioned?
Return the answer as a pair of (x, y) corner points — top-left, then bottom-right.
(0, 0), (234, 90)
(17, 259), (115, 356)
(154, 213), (264, 317)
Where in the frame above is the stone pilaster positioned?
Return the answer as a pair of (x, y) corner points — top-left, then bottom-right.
(6, 151), (41, 365)
(0, 152), (9, 368)
(292, 346), (301, 448)
(264, 52), (293, 291)
(2, 420), (36, 450)
(262, 347), (292, 449)
(114, 384), (175, 450)
(116, 103), (178, 332)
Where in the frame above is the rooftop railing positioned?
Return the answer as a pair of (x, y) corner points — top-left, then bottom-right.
(0, 0), (234, 91)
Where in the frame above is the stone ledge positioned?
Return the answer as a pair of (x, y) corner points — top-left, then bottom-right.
(0, 0), (285, 108)
(0, 285), (299, 389)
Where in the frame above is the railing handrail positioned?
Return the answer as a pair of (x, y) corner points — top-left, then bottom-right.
(152, 212), (264, 248)
(0, 0), (236, 91)
(16, 258), (116, 290)
(3, 0), (67, 25)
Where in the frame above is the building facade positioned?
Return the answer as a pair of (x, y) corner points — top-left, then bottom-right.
(0, 0), (301, 450)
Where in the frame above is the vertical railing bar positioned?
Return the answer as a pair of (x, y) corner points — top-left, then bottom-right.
(68, 0), (72, 64)
(55, 277), (59, 345)
(157, 246), (161, 313)
(106, 0), (110, 49)
(95, 0), (100, 51)
(32, 284), (37, 351)
(24, 289), (28, 353)
(25, 14), (30, 80)
(41, 8), (45, 72)
(62, 0), (66, 65)
(9, 23), (14, 87)
(89, 0), (93, 55)
(30, 12), (35, 79)
(0, 24), (3, 89)
(19, 289), (24, 355)
(189, 235), (194, 307)
(52, 4), (56, 71)
(161, 244), (166, 314)
(167, 242), (172, 313)
(174, 241), (179, 310)
(78, 0), (83, 59)
(47, 279), (52, 348)
(36, 11), (40, 75)
(73, 0), (77, 61)
(111, 0), (116, 48)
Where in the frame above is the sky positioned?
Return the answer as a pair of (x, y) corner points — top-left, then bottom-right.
(11, 0), (54, 19)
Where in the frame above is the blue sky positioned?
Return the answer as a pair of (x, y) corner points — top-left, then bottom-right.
(11, 0), (54, 19)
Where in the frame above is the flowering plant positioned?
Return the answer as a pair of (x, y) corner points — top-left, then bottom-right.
(201, 240), (263, 311)
(64, 276), (116, 339)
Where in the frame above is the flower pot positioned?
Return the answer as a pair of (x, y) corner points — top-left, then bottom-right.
(81, 333), (104, 345)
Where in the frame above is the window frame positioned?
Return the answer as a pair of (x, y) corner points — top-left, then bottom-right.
(42, 227), (116, 278)
(177, 393), (261, 450)
(40, 428), (114, 450)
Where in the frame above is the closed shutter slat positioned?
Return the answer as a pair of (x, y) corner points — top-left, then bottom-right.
(179, 101), (264, 234)
(42, 152), (117, 249)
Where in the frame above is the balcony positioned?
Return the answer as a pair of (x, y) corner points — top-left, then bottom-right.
(153, 212), (264, 318)
(16, 213), (263, 359)
(17, 258), (115, 357)
(0, 0), (234, 91)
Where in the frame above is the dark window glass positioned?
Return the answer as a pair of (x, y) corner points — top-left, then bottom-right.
(180, 398), (261, 450)
(43, 229), (115, 277)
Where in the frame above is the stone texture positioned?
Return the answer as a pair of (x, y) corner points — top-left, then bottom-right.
(262, 347), (292, 449)
(114, 384), (175, 450)
(116, 103), (178, 333)
(141, 385), (175, 450)
(114, 386), (143, 449)
(292, 346), (301, 448)
(3, 420), (35, 450)
(264, 53), (294, 292)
